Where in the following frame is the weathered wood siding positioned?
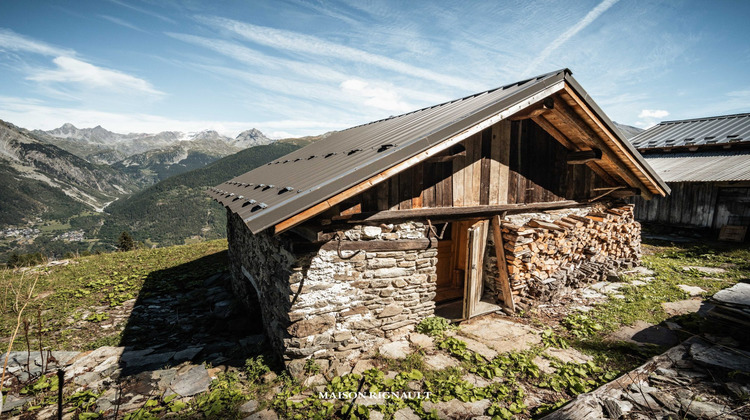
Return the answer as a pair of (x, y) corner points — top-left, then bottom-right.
(633, 182), (750, 229)
(346, 119), (608, 214)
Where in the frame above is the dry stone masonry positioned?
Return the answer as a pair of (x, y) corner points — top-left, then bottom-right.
(227, 211), (437, 374)
(227, 204), (642, 374)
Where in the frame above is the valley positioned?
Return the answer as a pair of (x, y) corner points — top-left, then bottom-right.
(0, 119), (321, 263)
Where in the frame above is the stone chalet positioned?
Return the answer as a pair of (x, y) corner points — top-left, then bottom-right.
(207, 69), (669, 375)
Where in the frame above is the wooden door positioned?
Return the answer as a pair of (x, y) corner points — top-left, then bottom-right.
(463, 220), (489, 319)
(435, 222), (469, 302)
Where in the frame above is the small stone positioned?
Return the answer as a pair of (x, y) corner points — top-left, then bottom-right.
(170, 365), (211, 397)
(379, 340), (411, 359)
(682, 266), (726, 274)
(408, 333), (434, 349)
(423, 353), (459, 370)
(303, 374), (327, 387)
(392, 278), (408, 288)
(244, 409), (280, 420)
(352, 359), (376, 374)
(173, 346), (203, 362)
(378, 304), (403, 318)
(662, 299), (703, 317)
(677, 284), (706, 297)
(422, 399), (491, 419)
(393, 407), (420, 420)
(239, 400), (259, 413)
(362, 226), (382, 239)
(288, 315), (335, 337)
(2, 394), (30, 412)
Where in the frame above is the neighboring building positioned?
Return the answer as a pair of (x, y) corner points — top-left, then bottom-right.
(630, 113), (750, 236)
(208, 69), (668, 373)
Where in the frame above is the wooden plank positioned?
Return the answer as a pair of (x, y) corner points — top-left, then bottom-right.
(343, 200), (582, 223)
(489, 123), (502, 205)
(376, 182), (389, 211)
(531, 114), (577, 150)
(491, 215), (515, 313)
(399, 170), (412, 210)
(319, 238), (437, 252)
(463, 219), (489, 320)
(462, 134), (476, 206)
(470, 133), (483, 206)
(389, 176), (400, 210)
(422, 162), (435, 208)
(480, 128), (492, 205)
(452, 148), (466, 206)
(412, 164), (424, 209)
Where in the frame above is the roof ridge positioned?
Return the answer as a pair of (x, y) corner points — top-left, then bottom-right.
(657, 112), (750, 126)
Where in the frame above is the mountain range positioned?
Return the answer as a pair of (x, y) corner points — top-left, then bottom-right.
(0, 119), (323, 262)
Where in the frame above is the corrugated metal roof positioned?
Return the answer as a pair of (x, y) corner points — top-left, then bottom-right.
(209, 69), (665, 234)
(631, 112), (750, 150)
(643, 151), (750, 182)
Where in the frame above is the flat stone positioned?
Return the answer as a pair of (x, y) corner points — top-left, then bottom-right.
(712, 282), (750, 306)
(170, 365), (212, 397)
(239, 400), (259, 413)
(631, 280), (647, 286)
(680, 398), (740, 420)
(422, 399), (491, 420)
(682, 266), (726, 274)
(408, 332), (434, 349)
(213, 300), (233, 318)
(352, 359), (376, 374)
(244, 409), (279, 420)
(678, 285), (706, 297)
(690, 341), (750, 373)
(378, 304), (403, 318)
(119, 348), (155, 365)
(303, 374), (327, 387)
(456, 335), (497, 360)
(173, 346), (203, 362)
(370, 411), (385, 420)
(624, 266), (655, 276)
(2, 394), (30, 412)
(662, 299), (703, 316)
(461, 373), (491, 388)
(393, 407), (420, 420)
(94, 388), (118, 412)
(363, 226), (382, 239)
(288, 315), (335, 337)
(423, 353), (460, 370)
(608, 320), (679, 347)
(459, 316), (541, 353)
(379, 340), (411, 359)
(544, 347), (593, 364)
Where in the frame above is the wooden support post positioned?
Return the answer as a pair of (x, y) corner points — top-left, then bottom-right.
(491, 215), (516, 313)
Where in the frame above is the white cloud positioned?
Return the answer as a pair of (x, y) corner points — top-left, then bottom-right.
(197, 16), (481, 91)
(0, 28), (74, 57)
(340, 80), (413, 112)
(27, 56), (164, 97)
(525, 0), (620, 74)
(100, 15), (148, 33)
(638, 109), (669, 119)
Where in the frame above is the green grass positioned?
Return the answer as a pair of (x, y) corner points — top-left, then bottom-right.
(0, 239), (229, 351)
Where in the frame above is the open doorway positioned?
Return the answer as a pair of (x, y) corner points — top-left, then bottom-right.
(434, 220), (502, 321)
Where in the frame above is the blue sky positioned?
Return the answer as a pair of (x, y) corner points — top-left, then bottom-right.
(0, 0), (748, 138)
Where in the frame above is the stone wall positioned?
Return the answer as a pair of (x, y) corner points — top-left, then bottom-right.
(483, 204), (641, 309)
(226, 210), (437, 375)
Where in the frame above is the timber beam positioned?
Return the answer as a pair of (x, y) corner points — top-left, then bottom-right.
(547, 97), (655, 199)
(567, 148), (602, 164)
(335, 200), (586, 224)
(510, 97), (555, 121)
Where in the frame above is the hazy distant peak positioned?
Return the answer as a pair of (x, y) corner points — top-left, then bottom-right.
(234, 128), (273, 148)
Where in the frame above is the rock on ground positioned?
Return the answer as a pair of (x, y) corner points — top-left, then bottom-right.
(608, 321), (679, 347)
(423, 353), (460, 370)
(459, 315), (541, 353)
(379, 340), (411, 359)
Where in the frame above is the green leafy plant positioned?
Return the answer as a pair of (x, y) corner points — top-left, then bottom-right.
(85, 313), (110, 323)
(415, 316), (454, 337)
(304, 358), (321, 375)
(562, 313), (603, 338)
(541, 328), (569, 349)
(245, 355), (270, 382)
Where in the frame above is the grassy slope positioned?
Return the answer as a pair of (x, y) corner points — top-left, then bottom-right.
(0, 236), (748, 418)
(99, 142), (301, 246)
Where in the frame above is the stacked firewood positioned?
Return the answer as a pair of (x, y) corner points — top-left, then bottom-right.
(500, 205), (640, 292)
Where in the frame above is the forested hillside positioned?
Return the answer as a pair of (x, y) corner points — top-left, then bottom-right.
(99, 142), (302, 246)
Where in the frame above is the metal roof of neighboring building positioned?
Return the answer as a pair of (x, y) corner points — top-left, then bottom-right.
(209, 69), (666, 234)
(643, 151), (750, 182)
(631, 112), (750, 150)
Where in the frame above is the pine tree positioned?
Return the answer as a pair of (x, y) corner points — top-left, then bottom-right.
(117, 231), (135, 251)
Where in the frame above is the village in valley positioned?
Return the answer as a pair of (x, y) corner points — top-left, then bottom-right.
(1, 1), (749, 420)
